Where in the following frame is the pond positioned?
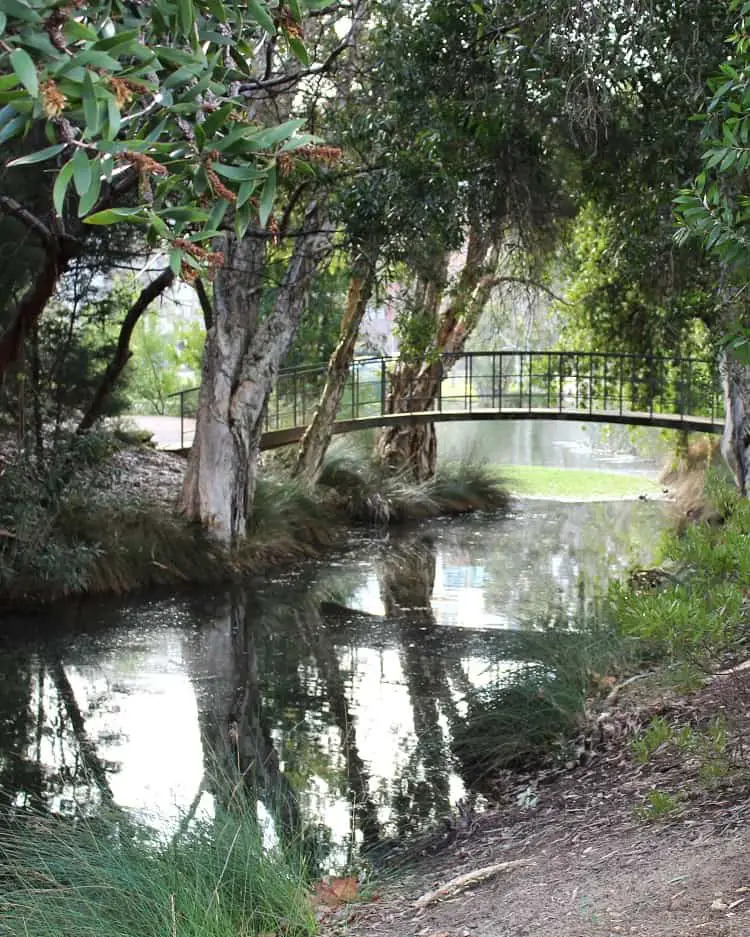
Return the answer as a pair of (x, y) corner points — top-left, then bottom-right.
(0, 490), (666, 870)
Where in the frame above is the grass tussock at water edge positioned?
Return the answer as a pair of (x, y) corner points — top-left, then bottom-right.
(0, 807), (316, 937)
(0, 434), (508, 606)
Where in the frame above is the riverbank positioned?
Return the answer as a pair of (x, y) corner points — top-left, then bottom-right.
(0, 439), (509, 608)
(327, 667), (750, 937)
(317, 471), (750, 937)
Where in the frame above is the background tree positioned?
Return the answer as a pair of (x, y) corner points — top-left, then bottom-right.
(675, 0), (750, 492)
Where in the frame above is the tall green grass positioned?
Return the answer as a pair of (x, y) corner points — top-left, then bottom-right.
(609, 471), (750, 666)
(0, 809), (316, 937)
(452, 620), (634, 781)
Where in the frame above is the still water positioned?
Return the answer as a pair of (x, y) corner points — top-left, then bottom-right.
(0, 492), (666, 867)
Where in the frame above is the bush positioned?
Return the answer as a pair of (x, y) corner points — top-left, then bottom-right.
(609, 473), (750, 666)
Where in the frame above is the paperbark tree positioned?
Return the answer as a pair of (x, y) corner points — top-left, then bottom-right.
(182, 203), (332, 544)
(292, 253), (375, 482)
(375, 225), (499, 481)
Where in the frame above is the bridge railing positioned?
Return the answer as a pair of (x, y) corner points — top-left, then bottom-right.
(169, 351), (723, 449)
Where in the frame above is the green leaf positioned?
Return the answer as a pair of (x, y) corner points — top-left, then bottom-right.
(66, 50), (122, 72)
(280, 132), (319, 152)
(236, 178), (257, 207)
(0, 0), (39, 24)
(169, 248), (183, 276)
(247, 118), (306, 152)
(9, 48), (37, 97)
(201, 0), (226, 19)
(82, 71), (103, 137)
(211, 162), (260, 181)
(202, 100), (235, 138)
(206, 198), (229, 230)
(0, 73), (20, 92)
(0, 113), (25, 143)
(287, 35), (309, 66)
(84, 207), (146, 225)
(7, 143), (66, 166)
(78, 165), (102, 216)
(148, 211), (172, 238)
(63, 19), (98, 41)
(157, 206), (209, 222)
(105, 95), (121, 140)
(72, 148), (92, 197)
(177, 0), (194, 35)
(258, 165), (276, 227)
(247, 0), (276, 34)
(0, 11), (6, 33)
(235, 200), (252, 239)
(53, 159), (76, 215)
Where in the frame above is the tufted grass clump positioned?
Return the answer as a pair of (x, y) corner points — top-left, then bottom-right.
(0, 808), (316, 937)
(318, 438), (508, 525)
(451, 620), (632, 783)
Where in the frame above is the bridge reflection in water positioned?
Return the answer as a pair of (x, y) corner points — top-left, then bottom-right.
(171, 350), (724, 450)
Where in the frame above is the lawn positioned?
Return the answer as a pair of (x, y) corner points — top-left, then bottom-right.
(495, 465), (662, 500)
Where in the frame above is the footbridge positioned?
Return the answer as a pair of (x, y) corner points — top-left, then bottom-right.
(170, 351), (725, 451)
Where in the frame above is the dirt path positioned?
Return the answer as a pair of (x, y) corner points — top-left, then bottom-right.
(323, 675), (750, 937)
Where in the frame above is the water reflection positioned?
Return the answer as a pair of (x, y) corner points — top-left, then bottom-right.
(0, 499), (666, 865)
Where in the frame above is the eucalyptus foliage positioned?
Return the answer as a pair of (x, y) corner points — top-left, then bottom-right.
(0, 0), (333, 275)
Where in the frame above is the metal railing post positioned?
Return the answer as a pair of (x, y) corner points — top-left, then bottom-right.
(380, 358), (387, 415)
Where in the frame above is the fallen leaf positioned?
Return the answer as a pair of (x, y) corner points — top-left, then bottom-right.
(312, 875), (359, 909)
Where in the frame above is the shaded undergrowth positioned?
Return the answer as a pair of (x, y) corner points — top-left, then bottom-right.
(609, 469), (750, 668)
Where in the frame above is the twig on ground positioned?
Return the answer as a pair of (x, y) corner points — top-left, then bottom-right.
(604, 672), (654, 707)
(413, 859), (534, 910)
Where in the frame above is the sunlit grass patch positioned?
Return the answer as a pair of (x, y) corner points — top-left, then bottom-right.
(495, 465), (661, 500)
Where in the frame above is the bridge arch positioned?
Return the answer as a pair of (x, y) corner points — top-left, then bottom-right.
(171, 350), (724, 451)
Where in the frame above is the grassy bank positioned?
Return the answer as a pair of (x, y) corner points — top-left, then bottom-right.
(496, 464), (661, 500)
(0, 435), (508, 607)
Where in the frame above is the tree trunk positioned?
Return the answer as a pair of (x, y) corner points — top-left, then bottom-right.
(292, 257), (375, 482)
(182, 202), (330, 545)
(0, 249), (70, 380)
(720, 353), (750, 495)
(77, 268), (175, 433)
(375, 226), (497, 481)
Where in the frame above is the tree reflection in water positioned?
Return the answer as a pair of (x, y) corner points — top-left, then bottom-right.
(0, 498), (667, 864)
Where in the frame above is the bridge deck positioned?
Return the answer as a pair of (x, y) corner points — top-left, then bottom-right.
(166, 351), (725, 451)
(259, 407), (724, 450)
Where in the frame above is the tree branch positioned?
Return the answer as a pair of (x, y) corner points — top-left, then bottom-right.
(77, 267), (175, 432)
(479, 275), (571, 305)
(0, 196), (56, 249)
(195, 277), (214, 330)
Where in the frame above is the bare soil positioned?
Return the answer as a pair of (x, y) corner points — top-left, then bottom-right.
(322, 671), (750, 937)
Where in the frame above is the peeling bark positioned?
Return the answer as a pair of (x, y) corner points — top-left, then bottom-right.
(720, 353), (750, 495)
(292, 256), (375, 482)
(375, 226), (498, 481)
(182, 202), (331, 544)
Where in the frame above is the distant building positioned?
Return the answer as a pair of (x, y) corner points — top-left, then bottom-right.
(359, 284), (403, 356)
